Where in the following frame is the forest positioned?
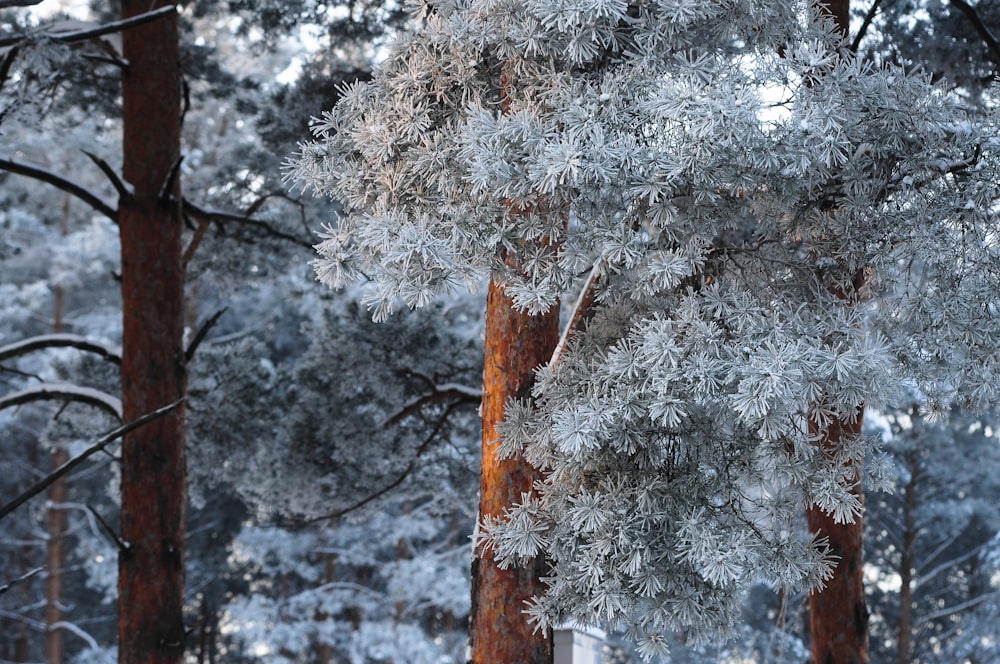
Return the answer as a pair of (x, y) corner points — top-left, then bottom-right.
(1, 0), (999, 663)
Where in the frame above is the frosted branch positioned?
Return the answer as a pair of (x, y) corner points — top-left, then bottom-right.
(0, 383), (122, 420)
(0, 5), (177, 48)
(550, 261), (601, 368)
(0, 333), (122, 365)
(0, 566), (44, 596)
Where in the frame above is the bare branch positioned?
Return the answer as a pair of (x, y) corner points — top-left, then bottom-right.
(551, 261), (602, 368)
(0, 383), (122, 420)
(0, 333), (122, 365)
(385, 382), (482, 427)
(0, 567), (44, 597)
(158, 156), (183, 204)
(0, 155), (117, 222)
(850, 0), (885, 52)
(0, 5), (177, 49)
(82, 150), (130, 199)
(86, 504), (127, 552)
(951, 0), (1000, 70)
(185, 307), (227, 364)
(182, 198), (313, 248)
(0, 0), (44, 7)
(0, 398), (185, 522)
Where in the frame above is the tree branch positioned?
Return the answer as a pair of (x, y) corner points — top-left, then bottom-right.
(0, 567), (44, 597)
(0, 398), (185, 522)
(0, 333), (122, 365)
(185, 307), (227, 363)
(950, 0), (1000, 70)
(0, 5), (177, 49)
(850, 0), (885, 52)
(551, 261), (602, 368)
(385, 382), (482, 427)
(182, 198), (313, 248)
(82, 150), (130, 199)
(0, 155), (117, 222)
(0, 383), (122, 420)
(0, 0), (44, 7)
(86, 504), (127, 552)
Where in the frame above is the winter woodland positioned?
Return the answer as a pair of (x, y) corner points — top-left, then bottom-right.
(2, 1), (1000, 663)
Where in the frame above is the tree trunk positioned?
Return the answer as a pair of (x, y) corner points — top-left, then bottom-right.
(805, 4), (870, 664)
(805, 412), (869, 664)
(897, 452), (919, 664)
(468, 278), (558, 664)
(117, 3), (187, 664)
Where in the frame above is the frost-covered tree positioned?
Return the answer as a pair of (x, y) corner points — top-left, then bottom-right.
(289, 0), (1000, 659)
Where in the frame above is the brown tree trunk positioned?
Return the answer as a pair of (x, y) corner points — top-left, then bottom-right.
(805, 412), (869, 664)
(117, 3), (187, 664)
(468, 278), (558, 664)
(897, 452), (919, 664)
(805, 4), (869, 664)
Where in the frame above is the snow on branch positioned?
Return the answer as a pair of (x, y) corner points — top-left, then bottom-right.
(0, 155), (117, 222)
(0, 566), (44, 597)
(0, 333), (122, 365)
(0, 5), (177, 49)
(0, 397), (185, 522)
(0, 382), (122, 420)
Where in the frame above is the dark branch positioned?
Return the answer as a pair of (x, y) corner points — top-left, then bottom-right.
(0, 567), (44, 597)
(0, 383), (122, 420)
(296, 402), (461, 526)
(182, 198), (313, 248)
(159, 156), (183, 205)
(82, 151), (130, 199)
(0, 0), (44, 7)
(87, 505), (127, 551)
(951, 0), (1000, 70)
(0, 155), (117, 222)
(384, 384), (481, 427)
(0, 45), (18, 92)
(0, 5), (177, 49)
(0, 333), (122, 365)
(185, 307), (227, 364)
(850, 0), (885, 52)
(0, 398), (185, 523)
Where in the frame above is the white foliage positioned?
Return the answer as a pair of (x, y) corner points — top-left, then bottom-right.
(290, 0), (1000, 654)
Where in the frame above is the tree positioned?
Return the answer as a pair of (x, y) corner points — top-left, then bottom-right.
(289, 0), (1000, 660)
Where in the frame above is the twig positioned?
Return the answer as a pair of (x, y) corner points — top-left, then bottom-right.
(550, 261), (602, 368)
(850, 0), (885, 52)
(0, 567), (44, 597)
(86, 504), (127, 551)
(182, 218), (211, 265)
(0, 398), (184, 522)
(158, 156), (183, 205)
(0, 5), (177, 49)
(384, 383), (481, 427)
(185, 307), (227, 363)
(82, 151), (130, 199)
(951, 0), (1000, 70)
(182, 198), (313, 248)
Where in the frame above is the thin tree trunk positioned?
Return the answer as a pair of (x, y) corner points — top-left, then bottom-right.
(44, 194), (71, 664)
(897, 453), (919, 664)
(468, 277), (558, 664)
(117, 3), (187, 663)
(805, 4), (870, 664)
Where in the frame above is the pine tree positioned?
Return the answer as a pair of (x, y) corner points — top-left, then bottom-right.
(290, 0), (1000, 659)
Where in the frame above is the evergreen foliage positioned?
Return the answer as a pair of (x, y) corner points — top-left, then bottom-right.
(290, 0), (1000, 655)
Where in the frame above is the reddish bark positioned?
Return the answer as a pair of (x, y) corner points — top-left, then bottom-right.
(806, 412), (869, 664)
(804, 5), (870, 664)
(117, 3), (187, 663)
(468, 278), (558, 664)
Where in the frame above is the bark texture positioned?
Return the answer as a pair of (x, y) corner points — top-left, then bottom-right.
(468, 278), (558, 664)
(806, 412), (869, 664)
(117, 3), (187, 663)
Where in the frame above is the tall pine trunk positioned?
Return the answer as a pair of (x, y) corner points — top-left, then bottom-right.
(117, 3), (187, 663)
(806, 4), (870, 663)
(468, 277), (558, 664)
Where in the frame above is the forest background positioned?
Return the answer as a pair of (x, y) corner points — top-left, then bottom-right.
(1, 0), (1000, 663)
